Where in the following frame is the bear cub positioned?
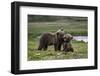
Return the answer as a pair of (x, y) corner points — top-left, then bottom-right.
(63, 34), (74, 52)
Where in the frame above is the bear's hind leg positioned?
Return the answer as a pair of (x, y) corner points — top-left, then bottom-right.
(43, 44), (48, 51)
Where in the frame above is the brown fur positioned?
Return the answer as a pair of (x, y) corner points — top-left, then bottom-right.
(38, 32), (64, 51)
(63, 34), (74, 52)
(63, 42), (74, 52)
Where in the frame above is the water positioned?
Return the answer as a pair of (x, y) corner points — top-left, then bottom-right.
(73, 36), (88, 42)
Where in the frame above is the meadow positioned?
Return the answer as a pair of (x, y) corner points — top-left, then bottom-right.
(28, 16), (88, 61)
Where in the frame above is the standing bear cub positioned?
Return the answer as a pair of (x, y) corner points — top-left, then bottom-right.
(63, 34), (74, 52)
(38, 30), (65, 51)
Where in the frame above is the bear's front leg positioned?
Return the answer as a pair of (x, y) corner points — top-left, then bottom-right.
(54, 44), (58, 51)
(58, 43), (62, 51)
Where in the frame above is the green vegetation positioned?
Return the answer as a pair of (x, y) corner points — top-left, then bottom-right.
(28, 40), (88, 61)
(28, 15), (88, 61)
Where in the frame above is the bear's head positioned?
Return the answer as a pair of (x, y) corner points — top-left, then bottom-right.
(63, 34), (73, 42)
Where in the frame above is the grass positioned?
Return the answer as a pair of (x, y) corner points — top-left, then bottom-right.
(28, 21), (87, 40)
(28, 40), (88, 61)
(28, 19), (88, 61)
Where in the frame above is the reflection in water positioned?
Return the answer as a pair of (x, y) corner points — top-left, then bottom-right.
(73, 36), (88, 42)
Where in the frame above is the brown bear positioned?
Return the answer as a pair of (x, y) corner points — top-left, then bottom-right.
(38, 30), (65, 51)
(63, 34), (74, 52)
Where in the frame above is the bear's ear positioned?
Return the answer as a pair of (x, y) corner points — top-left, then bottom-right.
(71, 36), (73, 40)
(56, 32), (59, 36)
